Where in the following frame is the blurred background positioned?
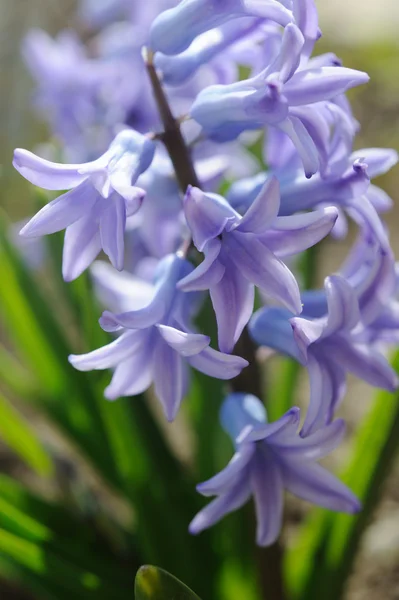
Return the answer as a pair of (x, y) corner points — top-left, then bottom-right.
(1, 1), (399, 598)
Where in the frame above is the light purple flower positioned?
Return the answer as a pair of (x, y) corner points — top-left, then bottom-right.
(228, 148), (397, 246)
(190, 23), (369, 176)
(190, 393), (359, 546)
(154, 19), (265, 86)
(14, 129), (156, 280)
(69, 254), (248, 421)
(149, 0), (294, 56)
(250, 275), (398, 435)
(178, 177), (337, 353)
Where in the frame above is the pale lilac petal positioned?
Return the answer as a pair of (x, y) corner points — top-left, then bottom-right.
(90, 262), (154, 313)
(345, 195), (389, 250)
(99, 293), (166, 332)
(13, 148), (88, 190)
(284, 67), (369, 106)
(188, 347), (248, 380)
(292, 0), (319, 42)
(281, 460), (360, 513)
(261, 207), (338, 257)
(189, 474), (251, 535)
(235, 176), (280, 234)
(105, 343), (154, 400)
(156, 325), (210, 357)
(69, 330), (144, 371)
(184, 186), (237, 251)
(328, 338), (399, 392)
(100, 195), (127, 271)
(273, 419), (346, 460)
(278, 116), (319, 178)
(153, 338), (185, 421)
(358, 248), (396, 325)
(251, 448), (284, 546)
(323, 275), (360, 336)
(210, 265), (255, 354)
(20, 179), (98, 237)
(244, 407), (301, 443)
(178, 239), (225, 291)
(124, 187), (146, 217)
(243, 0), (293, 24)
(351, 148), (398, 179)
(62, 213), (101, 282)
(249, 307), (304, 363)
(366, 185), (393, 213)
(301, 354), (346, 436)
(197, 445), (255, 496)
(268, 23), (304, 83)
(290, 317), (325, 361)
(225, 232), (302, 314)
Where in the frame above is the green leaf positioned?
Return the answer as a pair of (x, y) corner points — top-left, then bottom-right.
(0, 392), (53, 476)
(135, 565), (201, 600)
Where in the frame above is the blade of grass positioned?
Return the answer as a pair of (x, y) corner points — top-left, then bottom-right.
(0, 391), (53, 476)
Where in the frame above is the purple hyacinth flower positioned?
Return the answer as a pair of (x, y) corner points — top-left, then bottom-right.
(178, 176), (337, 353)
(69, 254), (248, 421)
(149, 0), (293, 56)
(14, 130), (156, 280)
(228, 148), (397, 247)
(250, 275), (398, 435)
(190, 393), (360, 546)
(190, 23), (369, 176)
(154, 19), (265, 86)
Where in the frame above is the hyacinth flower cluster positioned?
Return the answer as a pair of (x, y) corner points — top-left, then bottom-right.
(13, 0), (399, 545)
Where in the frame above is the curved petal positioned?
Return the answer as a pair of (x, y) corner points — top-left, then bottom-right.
(281, 460), (361, 513)
(323, 275), (361, 337)
(90, 261), (154, 313)
(188, 347), (248, 380)
(210, 265), (255, 354)
(13, 148), (88, 190)
(249, 307), (304, 363)
(153, 338), (186, 421)
(100, 194), (127, 271)
(235, 176), (280, 234)
(272, 419), (346, 460)
(69, 330), (144, 371)
(104, 342), (154, 400)
(99, 292), (167, 331)
(267, 23), (304, 83)
(156, 325), (210, 357)
(244, 407), (301, 443)
(328, 337), (399, 392)
(284, 66), (369, 106)
(183, 186), (237, 251)
(189, 473), (251, 535)
(251, 447), (284, 546)
(197, 445), (255, 496)
(178, 239), (225, 291)
(351, 148), (398, 179)
(62, 213), (101, 282)
(225, 232), (302, 315)
(261, 207), (338, 257)
(20, 179), (98, 238)
(300, 353), (346, 436)
(278, 116), (319, 178)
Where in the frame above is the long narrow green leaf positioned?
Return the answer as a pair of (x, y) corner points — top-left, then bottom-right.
(0, 528), (132, 600)
(286, 351), (399, 600)
(0, 218), (120, 486)
(0, 392), (53, 476)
